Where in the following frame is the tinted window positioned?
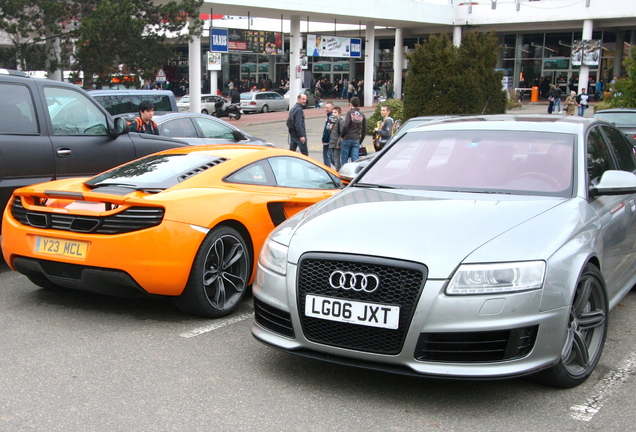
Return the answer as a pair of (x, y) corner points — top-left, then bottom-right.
(44, 86), (108, 135)
(269, 156), (339, 189)
(226, 160), (273, 185)
(0, 83), (39, 134)
(361, 130), (574, 196)
(595, 112), (636, 126)
(160, 117), (198, 138)
(92, 94), (174, 115)
(194, 117), (236, 140)
(602, 125), (636, 172)
(587, 126), (615, 185)
(87, 153), (226, 190)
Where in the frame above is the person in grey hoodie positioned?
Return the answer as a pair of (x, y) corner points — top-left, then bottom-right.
(340, 96), (367, 167)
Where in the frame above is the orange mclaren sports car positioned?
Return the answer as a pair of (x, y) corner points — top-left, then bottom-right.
(1, 145), (343, 317)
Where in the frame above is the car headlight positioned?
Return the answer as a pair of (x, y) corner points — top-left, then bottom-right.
(446, 261), (545, 295)
(259, 238), (289, 275)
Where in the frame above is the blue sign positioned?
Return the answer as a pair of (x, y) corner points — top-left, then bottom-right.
(350, 38), (362, 58)
(210, 28), (228, 53)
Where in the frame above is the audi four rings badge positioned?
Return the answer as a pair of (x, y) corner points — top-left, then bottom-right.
(329, 270), (380, 292)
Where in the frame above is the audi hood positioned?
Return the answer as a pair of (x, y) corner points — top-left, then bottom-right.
(280, 188), (576, 279)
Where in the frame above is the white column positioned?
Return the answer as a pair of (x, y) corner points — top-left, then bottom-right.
(289, 15), (302, 109)
(210, 71), (218, 95)
(393, 28), (404, 100)
(188, 14), (202, 113)
(453, 26), (462, 47)
(364, 23), (375, 107)
(578, 19), (593, 93)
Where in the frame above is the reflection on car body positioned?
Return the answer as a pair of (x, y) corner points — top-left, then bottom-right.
(253, 114), (636, 388)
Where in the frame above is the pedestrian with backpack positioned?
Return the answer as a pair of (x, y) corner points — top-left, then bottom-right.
(128, 100), (159, 135)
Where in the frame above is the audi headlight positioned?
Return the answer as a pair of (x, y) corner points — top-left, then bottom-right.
(446, 261), (545, 295)
(259, 238), (289, 275)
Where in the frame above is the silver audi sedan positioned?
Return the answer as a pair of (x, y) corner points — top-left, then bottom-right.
(252, 115), (636, 388)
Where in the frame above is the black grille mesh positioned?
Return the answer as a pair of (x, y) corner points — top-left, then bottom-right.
(297, 254), (426, 355)
(10, 197), (164, 234)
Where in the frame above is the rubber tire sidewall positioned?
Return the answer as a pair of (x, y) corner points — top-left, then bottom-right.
(173, 226), (251, 318)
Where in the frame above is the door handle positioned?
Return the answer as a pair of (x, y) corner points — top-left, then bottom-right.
(56, 148), (72, 158)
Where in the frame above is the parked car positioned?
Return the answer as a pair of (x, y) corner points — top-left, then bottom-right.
(253, 114), (636, 388)
(177, 94), (228, 115)
(0, 69), (185, 220)
(2, 145), (343, 318)
(594, 108), (636, 147)
(284, 88), (319, 108)
(240, 91), (288, 113)
(154, 112), (271, 146)
(88, 89), (178, 119)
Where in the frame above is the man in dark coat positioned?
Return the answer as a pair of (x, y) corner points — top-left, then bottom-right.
(287, 93), (308, 155)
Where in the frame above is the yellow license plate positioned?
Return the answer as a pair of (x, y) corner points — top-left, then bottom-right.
(34, 237), (88, 259)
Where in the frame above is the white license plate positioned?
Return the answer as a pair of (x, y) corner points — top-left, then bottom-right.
(305, 294), (400, 329)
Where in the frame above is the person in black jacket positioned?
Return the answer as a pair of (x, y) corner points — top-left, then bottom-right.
(340, 96), (367, 166)
(286, 93), (308, 155)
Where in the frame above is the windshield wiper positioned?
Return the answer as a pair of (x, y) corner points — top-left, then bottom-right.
(353, 182), (396, 189)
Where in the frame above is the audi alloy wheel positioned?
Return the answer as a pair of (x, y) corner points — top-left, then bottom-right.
(535, 264), (608, 388)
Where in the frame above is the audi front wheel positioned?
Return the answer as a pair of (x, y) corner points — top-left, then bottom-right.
(535, 264), (608, 388)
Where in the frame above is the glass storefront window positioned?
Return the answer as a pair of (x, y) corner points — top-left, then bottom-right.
(520, 34), (545, 59)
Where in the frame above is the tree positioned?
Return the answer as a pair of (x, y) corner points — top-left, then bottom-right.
(0, 0), (203, 87)
(403, 31), (507, 120)
(597, 50), (636, 109)
(74, 0), (203, 89)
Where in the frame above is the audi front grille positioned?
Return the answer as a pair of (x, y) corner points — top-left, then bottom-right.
(297, 253), (427, 355)
(10, 197), (164, 234)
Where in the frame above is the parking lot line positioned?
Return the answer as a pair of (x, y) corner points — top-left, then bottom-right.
(570, 351), (636, 422)
(179, 312), (253, 338)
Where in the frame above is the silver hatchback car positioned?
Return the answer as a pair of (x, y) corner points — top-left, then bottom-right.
(253, 115), (636, 388)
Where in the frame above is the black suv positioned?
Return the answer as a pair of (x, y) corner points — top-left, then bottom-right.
(0, 69), (186, 216)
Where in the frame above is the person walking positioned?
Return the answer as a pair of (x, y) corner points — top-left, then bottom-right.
(287, 93), (308, 156)
(128, 100), (158, 135)
(576, 88), (590, 117)
(321, 102), (335, 167)
(340, 96), (367, 167)
(564, 90), (577, 115)
(329, 106), (344, 171)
